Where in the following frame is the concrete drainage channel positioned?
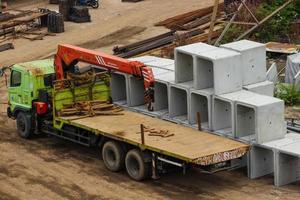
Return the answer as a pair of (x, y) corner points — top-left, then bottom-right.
(106, 39), (300, 187)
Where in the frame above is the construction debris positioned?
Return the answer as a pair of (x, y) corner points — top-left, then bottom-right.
(0, 10), (48, 30)
(20, 30), (56, 41)
(58, 100), (124, 117)
(113, 27), (222, 58)
(207, 0), (220, 44)
(113, 4), (225, 58)
(0, 42), (13, 52)
(266, 42), (300, 54)
(0, 12), (15, 22)
(66, 70), (109, 86)
(113, 30), (175, 56)
(137, 125), (174, 138)
(155, 3), (224, 30)
(0, 9), (54, 43)
(54, 70), (110, 91)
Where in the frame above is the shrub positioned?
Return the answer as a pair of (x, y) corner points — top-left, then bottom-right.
(275, 83), (300, 106)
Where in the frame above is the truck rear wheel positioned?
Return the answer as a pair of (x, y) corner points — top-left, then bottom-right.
(125, 149), (151, 181)
(102, 141), (125, 172)
(16, 112), (32, 139)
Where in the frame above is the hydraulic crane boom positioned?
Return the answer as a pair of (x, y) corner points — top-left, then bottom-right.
(54, 44), (155, 109)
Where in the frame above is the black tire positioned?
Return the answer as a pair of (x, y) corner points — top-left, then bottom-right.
(102, 141), (125, 172)
(16, 112), (32, 139)
(59, 0), (70, 21)
(125, 149), (151, 181)
(48, 12), (65, 33)
(56, 13), (65, 33)
(47, 12), (53, 32)
(91, 1), (99, 9)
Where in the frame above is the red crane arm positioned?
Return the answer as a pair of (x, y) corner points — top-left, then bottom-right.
(54, 44), (155, 109)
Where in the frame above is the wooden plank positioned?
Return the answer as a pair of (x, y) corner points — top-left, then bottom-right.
(136, 26), (221, 58)
(266, 42), (300, 54)
(207, 0), (219, 44)
(116, 28), (204, 58)
(155, 3), (224, 30)
(0, 43), (14, 52)
(0, 12), (47, 29)
(219, 20), (257, 26)
(214, 0), (245, 46)
(113, 31), (175, 54)
(241, 1), (259, 24)
(60, 110), (249, 165)
(0, 10), (33, 22)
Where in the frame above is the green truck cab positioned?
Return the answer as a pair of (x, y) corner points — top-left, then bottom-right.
(7, 59), (55, 138)
(8, 59), (55, 114)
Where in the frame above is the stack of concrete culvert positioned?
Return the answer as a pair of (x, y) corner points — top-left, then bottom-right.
(111, 40), (284, 144)
(108, 40), (300, 186)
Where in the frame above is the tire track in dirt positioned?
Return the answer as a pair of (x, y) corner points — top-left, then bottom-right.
(0, 154), (105, 200)
(0, 191), (21, 200)
(26, 177), (103, 200)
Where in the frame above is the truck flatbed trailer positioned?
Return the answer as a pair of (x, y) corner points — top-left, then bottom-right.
(58, 110), (249, 166)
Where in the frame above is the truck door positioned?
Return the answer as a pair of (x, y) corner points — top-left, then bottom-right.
(8, 69), (31, 111)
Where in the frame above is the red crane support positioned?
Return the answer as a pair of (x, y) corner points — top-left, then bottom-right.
(54, 44), (155, 109)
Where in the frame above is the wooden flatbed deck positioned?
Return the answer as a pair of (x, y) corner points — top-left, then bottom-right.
(59, 110), (249, 166)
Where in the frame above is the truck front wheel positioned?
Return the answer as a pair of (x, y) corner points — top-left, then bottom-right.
(16, 112), (32, 139)
(125, 149), (151, 181)
(102, 141), (125, 172)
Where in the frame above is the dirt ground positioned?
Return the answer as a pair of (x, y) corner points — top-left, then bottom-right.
(0, 0), (300, 200)
(0, 0), (212, 66)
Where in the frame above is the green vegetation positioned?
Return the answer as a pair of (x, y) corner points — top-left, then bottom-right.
(255, 0), (300, 42)
(275, 83), (300, 106)
(222, 25), (246, 44)
(221, 0), (300, 43)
